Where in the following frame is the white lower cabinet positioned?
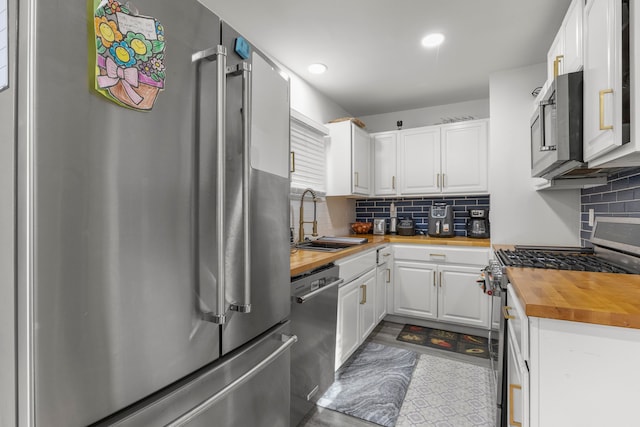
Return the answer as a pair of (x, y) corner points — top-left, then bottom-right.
(336, 279), (361, 371)
(393, 261), (437, 319)
(507, 284), (640, 427)
(375, 262), (390, 323)
(358, 269), (377, 344)
(392, 245), (490, 329)
(438, 264), (490, 328)
(507, 335), (529, 427)
(335, 266), (377, 370)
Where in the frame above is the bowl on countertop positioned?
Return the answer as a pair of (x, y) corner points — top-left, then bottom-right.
(350, 222), (373, 234)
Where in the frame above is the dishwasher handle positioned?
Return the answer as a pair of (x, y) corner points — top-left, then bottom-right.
(294, 278), (343, 304)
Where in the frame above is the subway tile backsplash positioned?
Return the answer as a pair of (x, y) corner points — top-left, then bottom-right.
(355, 195), (490, 236)
(581, 167), (640, 246)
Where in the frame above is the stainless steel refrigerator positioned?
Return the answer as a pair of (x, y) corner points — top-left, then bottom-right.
(8, 0), (293, 425)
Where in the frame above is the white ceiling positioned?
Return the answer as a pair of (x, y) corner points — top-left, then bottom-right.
(200, 0), (572, 116)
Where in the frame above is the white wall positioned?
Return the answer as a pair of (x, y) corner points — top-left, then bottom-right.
(289, 74), (351, 125)
(291, 195), (355, 242)
(359, 99), (490, 133)
(285, 72), (356, 240)
(489, 63), (581, 245)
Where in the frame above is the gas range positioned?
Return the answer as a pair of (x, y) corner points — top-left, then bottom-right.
(495, 246), (638, 274)
(496, 217), (640, 276)
(483, 217), (640, 295)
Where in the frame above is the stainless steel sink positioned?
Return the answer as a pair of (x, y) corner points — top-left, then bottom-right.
(295, 236), (368, 252)
(295, 242), (347, 252)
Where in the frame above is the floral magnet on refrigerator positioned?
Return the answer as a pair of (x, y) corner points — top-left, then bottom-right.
(93, 0), (165, 111)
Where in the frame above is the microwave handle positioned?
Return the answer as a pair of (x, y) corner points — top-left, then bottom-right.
(538, 100), (557, 152)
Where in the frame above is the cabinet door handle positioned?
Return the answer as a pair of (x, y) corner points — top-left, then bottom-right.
(360, 284), (367, 304)
(433, 271), (436, 287)
(553, 54), (564, 78)
(392, 175), (396, 190)
(436, 173), (441, 189)
(386, 268), (391, 283)
(439, 272), (442, 287)
(290, 151), (295, 173)
(509, 383), (523, 427)
(354, 171), (359, 187)
(442, 173), (446, 188)
(503, 306), (515, 320)
(599, 89), (614, 130)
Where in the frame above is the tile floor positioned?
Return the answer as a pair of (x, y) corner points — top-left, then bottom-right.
(299, 321), (496, 427)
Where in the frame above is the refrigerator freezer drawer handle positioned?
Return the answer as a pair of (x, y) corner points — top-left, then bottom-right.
(295, 278), (344, 304)
(164, 334), (298, 427)
(229, 61), (252, 315)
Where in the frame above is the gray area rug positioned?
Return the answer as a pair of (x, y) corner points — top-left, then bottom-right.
(317, 342), (418, 427)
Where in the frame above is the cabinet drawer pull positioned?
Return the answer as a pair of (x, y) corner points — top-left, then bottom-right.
(599, 89), (614, 131)
(509, 383), (522, 427)
(429, 253), (446, 259)
(503, 306), (515, 320)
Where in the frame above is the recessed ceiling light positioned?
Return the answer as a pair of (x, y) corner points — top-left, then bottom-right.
(308, 63), (328, 74)
(421, 33), (445, 48)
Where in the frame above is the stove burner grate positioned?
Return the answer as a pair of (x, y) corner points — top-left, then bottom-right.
(496, 249), (635, 274)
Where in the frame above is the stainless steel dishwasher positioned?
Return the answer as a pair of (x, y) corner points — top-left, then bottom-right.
(290, 264), (342, 426)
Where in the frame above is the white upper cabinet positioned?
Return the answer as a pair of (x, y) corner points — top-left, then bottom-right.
(547, 0), (584, 83)
(371, 119), (489, 197)
(440, 120), (488, 194)
(584, 0), (640, 167)
(583, 0), (633, 164)
(373, 131), (398, 196)
(326, 120), (372, 196)
(398, 127), (441, 195)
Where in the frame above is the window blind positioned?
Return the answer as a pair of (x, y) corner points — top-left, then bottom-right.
(290, 110), (329, 196)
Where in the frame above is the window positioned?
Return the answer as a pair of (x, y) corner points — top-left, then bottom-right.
(290, 110), (329, 196)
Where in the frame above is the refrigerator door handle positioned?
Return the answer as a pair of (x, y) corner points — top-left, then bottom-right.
(228, 62), (252, 314)
(193, 45), (229, 325)
(164, 333), (298, 426)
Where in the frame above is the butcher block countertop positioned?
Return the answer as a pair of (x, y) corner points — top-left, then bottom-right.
(290, 235), (490, 277)
(495, 245), (640, 329)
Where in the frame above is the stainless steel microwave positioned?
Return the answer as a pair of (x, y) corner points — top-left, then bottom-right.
(530, 71), (584, 179)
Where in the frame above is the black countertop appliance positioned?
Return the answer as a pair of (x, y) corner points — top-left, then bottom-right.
(397, 217), (415, 236)
(428, 203), (454, 237)
(467, 208), (490, 238)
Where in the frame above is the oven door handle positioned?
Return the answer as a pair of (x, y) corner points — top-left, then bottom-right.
(294, 278), (344, 304)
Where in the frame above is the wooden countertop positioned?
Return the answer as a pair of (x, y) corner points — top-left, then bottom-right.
(290, 234), (490, 276)
(507, 268), (640, 329)
(493, 245), (640, 329)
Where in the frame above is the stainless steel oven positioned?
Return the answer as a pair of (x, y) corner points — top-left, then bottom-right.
(480, 262), (508, 427)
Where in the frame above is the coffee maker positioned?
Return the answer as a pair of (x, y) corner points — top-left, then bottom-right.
(467, 208), (490, 238)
